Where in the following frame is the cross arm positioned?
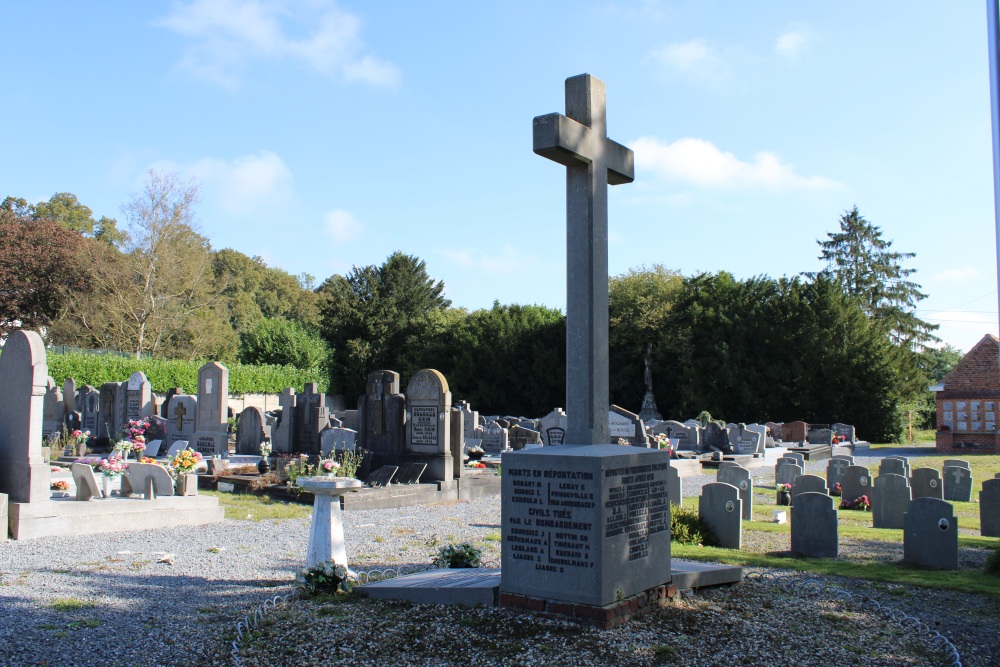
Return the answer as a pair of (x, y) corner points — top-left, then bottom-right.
(533, 113), (635, 185)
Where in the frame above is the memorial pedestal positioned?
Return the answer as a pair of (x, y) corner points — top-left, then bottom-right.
(500, 445), (671, 607)
(297, 477), (363, 570)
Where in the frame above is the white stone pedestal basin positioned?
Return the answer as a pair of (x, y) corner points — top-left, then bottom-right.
(296, 476), (363, 570)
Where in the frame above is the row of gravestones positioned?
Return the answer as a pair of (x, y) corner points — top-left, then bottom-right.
(643, 420), (860, 454)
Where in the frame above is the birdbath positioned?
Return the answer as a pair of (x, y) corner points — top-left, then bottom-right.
(296, 476), (363, 571)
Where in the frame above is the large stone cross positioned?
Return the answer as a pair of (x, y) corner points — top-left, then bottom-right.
(533, 73), (634, 445)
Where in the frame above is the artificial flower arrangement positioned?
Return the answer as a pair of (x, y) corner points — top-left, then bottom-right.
(169, 448), (203, 475)
(840, 495), (871, 511)
(138, 456), (159, 464)
(299, 561), (350, 595)
(654, 433), (675, 457)
(468, 461), (486, 469)
(260, 441), (272, 458)
(123, 419), (150, 441)
(51, 480), (69, 491)
(775, 483), (792, 493)
(432, 542), (483, 569)
(99, 456), (128, 478)
(831, 482), (843, 497)
(114, 438), (146, 458)
(319, 458), (341, 475)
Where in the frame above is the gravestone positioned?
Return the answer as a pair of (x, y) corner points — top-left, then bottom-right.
(831, 423), (856, 442)
(71, 462), (103, 501)
(886, 455), (911, 473)
(745, 424), (768, 452)
(455, 401), (480, 441)
(942, 465), (973, 502)
(944, 459), (971, 470)
(539, 408), (568, 446)
(872, 473), (912, 530)
(166, 395), (198, 447)
(651, 420), (699, 451)
(910, 468), (943, 500)
(903, 497), (958, 569)
(791, 492), (838, 558)
(840, 466), (873, 505)
(79, 385), (99, 434)
(729, 425), (763, 457)
(980, 478), (1000, 537)
(405, 369), (454, 482)
(826, 457), (853, 489)
(63, 377), (77, 413)
(718, 465), (752, 520)
(792, 474), (828, 499)
(396, 462), (427, 484)
(703, 422), (730, 452)
(608, 405), (647, 447)
(481, 421), (509, 454)
(125, 371), (153, 423)
(782, 452), (805, 467)
(366, 465), (398, 487)
(159, 387), (181, 418)
(782, 421), (808, 443)
(0, 330), (51, 503)
(358, 370), (406, 469)
(235, 407), (267, 456)
(449, 409), (465, 481)
(508, 424), (543, 450)
(765, 422), (783, 443)
(806, 426), (833, 446)
(879, 458), (909, 478)
(294, 382), (328, 456)
(271, 388), (296, 454)
(503, 74), (674, 609)
(191, 362), (229, 457)
(42, 378), (63, 440)
(699, 482), (742, 549)
(98, 382), (121, 440)
(667, 465), (682, 506)
(775, 461), (803, 487)
(124, 462), (175, 500)
(320, 427), (357, 455)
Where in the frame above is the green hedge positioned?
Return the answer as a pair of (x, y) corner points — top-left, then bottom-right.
(45, 351), (328, 395)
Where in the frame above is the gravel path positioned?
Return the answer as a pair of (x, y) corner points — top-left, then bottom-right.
(2, 447), (996, 667)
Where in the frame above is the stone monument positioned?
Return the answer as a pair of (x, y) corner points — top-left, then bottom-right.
(191, 362), (229, 456)
(404, 369), (454, 482)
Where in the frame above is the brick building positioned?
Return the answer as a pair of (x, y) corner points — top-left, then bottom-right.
(934, 334), (1000, 453)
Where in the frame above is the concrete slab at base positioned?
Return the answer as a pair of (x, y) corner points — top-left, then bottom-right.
(669, 560), (743, 590)
(8, 495), (224, 540)
(360, 567), (500, 606)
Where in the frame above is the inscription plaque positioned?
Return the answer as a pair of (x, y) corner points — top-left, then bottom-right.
(410, 406), (439, 445)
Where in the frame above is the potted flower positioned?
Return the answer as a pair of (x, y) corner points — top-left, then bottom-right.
(298, 561), (350, 596)
(775, 483), (792, 506)
(99, 455), (128, 498)
(169, 448), (203, 496)
(467, 445), (485, 461)
(113, 438), (146, 461)
(258, 441), (272, 474)
(654, 433), (675, 457)
(318, 457), (341, 476)
(433, 542), (483, 569)
(839, 495), (870, 511)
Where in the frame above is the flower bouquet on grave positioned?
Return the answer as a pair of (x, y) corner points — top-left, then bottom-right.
(617, 437), (630, 446)
(840, 495), (870, 511)
(113, 438), (145, 460)
(831, 482), (842, 497)
(169, 448), (203, 476)
(319, 458), (341, 476)
(433, 542), (483, 569)
(654, 433), (675, 457)
(466, 445), (484, 461)
(468, 461), (486, 469)
(123, 419), (150, 441)
(51, 480), (69, 491)
(299, 561), (350, 596)
(99, 456), (128, 478)
(257, 441), (272, 474)
(775, 483), (792, 506)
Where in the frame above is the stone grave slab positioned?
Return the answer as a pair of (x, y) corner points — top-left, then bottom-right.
(361, 567), (500, 607)
(235, 407), (267, 455)
(775, 462), (803, 487)
(699, 482), (741, 549)
(910, 468), (943, 500)
(667, 465), (682, 506)
(826, 458), (851, 489)
(0, 330), (51, 504)
(980, 478), (1000, 537)
(366, 465), (399, 487)
(942, 465), (973, 502)
(717, 465), (752, 520)
(903, 497), (958, 570)
(123, 462), (175, 500)
(71, 463), (103, 501)
(782, 421), (807, 443)
(396, 463), (427, 484)
(872, 473), (911, 530)
(791, 492), (838, 558)
(879, 458), (908, 478)
(943, 459), (971, 470)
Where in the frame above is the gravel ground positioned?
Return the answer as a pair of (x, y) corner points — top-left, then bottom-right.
(2, 447), (996, 667)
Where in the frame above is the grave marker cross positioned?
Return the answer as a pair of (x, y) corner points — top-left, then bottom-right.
(533, 73), (634, 444)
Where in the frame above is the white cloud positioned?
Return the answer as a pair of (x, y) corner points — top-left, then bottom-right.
(631, 136), (842, 191)
(157, 0), (399, 89)
(775, 31), (809, 59)
(181, 150), (294, 215)
(439, 244), (531, 275)
(325, 209), (362, 242)
(649, 39), (728, 82)
(931, 267), (982, 283)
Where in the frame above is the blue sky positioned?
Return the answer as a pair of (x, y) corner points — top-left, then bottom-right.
(2, 1), (997, 352)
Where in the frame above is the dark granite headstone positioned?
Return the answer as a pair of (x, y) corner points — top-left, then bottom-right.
(980, 478), (1000, 537)
(872, 473), (911, 529)
(396, 463), (427, 484)
(717, 465), (752, 520)
(699, 482), (741, 549)
(791, 492), (838, 558)
(910, 468), (943, 500)
(903, 497), (958, 570)
(942, 465), (973, 502)
(840, 465), (873, 505)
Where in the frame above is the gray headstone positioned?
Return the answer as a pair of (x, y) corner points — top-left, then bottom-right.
(840, 466), (873, 505)
(699, 482), (742, 549)
(194, 362), (228, 433)
(783, 452), (805, 467)
(667, 465), (682, 507)
(831, 423), (856, 442)
(942, 465), (973, 502)
(98, 382), (121, 440)
(481, 421), (509, 454)
(910, 468), (943, 500)
(358, 370), (406, 468)
(123, 462), (175, 500)
(42, 377), (63, 440)
(539, 408), (567, 445)
(63, 377), (77, 413)
(609, 405), (647, 446)
(792, 474), (828, 499)
(872, 473), (912, 530)
(943, 459), (971, 470)
(717, 465), (753, 520)
(903, 497), (958, 570)
(235, 407), (266, 455)
(294, 381), (328, 456)
(166, 395), (198, 446)
(0, 330), (51, 503)
(703, 422), (730, 452)
(405, 369), (453, 482)
(879, 458), (909, 478)
(651, 420), (700, 451)
(366, 465), (399, 487)
(271, 388), (296, 454)
(71, 462), (103, 501)
(125, 371), (153, 423)
(729, 425), (763, 456)
(508, 424), (543, 450)
(79, 385), (99, 434)
(455, 401), (480, 441)
(827, 458), (852, 489)
(980, 478), (1000, 538)
(775, 462), (803, 487)
(396, 463), (427, 484)
(806, 426), (833, 446)
(320, 427), (357, 456)
(791, 492), (838, 558)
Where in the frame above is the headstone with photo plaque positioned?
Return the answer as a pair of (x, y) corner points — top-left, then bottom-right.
(910, 468), (943, 500)
(79, 385), (99, 434)
(699, 482), (742, 549)
(717, 465), (753, 520)
(903, 497), (958, 570)
(980, 478), (1000, 537)
(872, 473), (911, 530)
(840, 465), (873, 505)
(540, 408), (568, 446)
(405, 369), (454, 482)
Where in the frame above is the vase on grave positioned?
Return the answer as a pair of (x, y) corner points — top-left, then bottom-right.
(257, 457), (270, 475)
(175, 473), (198, 496)
(101, 476), (112, 499)
(468, 450), (484, 461)
(777, 490), (791, 506)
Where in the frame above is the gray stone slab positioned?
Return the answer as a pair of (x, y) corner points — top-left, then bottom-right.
(235, 406), (266, 455)
(366, 465), (399, 488)
(826, 458), (851, 489)
(942, 465), (973, 502)
(840, 466), (873, 505)
(668, 560), (743, 589)
(879, 458), (908, 478)
(775, 462), (803, 487)
(872, 473), (911, 530)
(910, 468), (943, 500)
(0, 493), (6, 541)
(717, 466), (752, 520)
(360, 567), (500, 606)
(396, 463), (427, 484)
(791, 492), (838, 558)
(792, 474), (828, 498)
(782, 452), (805, 467)
(699, 482), (741, 549)
(0, 330), (51, 504)
(903, 497), (958, 570)
(123, 462), (175, 500)
(980, 478), (1000, 538)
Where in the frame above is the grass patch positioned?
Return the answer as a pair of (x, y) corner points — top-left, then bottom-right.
(483, 532), (501, 542)
(50, 598), (94, 612)
(201, 490), (312, 521)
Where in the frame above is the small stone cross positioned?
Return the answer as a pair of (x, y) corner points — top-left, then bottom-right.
(173, 402), (189, 429)
(534, 73), (634, 444)
(949, 466), (965, 485)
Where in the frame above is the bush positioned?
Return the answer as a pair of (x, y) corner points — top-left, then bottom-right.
(239, 317), (329, 372)
(670, 503), (717, 546)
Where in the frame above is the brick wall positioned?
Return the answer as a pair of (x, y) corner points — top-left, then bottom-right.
(935, 334), (1000, 453)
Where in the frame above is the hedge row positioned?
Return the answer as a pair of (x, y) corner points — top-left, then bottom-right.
(45, 351), (328, 395)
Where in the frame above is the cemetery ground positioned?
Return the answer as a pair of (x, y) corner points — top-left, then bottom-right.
(2, 447), (999, 666)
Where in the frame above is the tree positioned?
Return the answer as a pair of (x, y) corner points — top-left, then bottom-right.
(811, 206), (938, 350)
(920, 344), (964, 384)
(239, 317), (330, 371)
(26, 192), (125, 246)
(319, 252), (451, 396)
(0, 211), (87, 335)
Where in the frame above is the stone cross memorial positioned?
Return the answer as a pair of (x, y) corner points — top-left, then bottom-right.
(502, 74), (672, 610)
